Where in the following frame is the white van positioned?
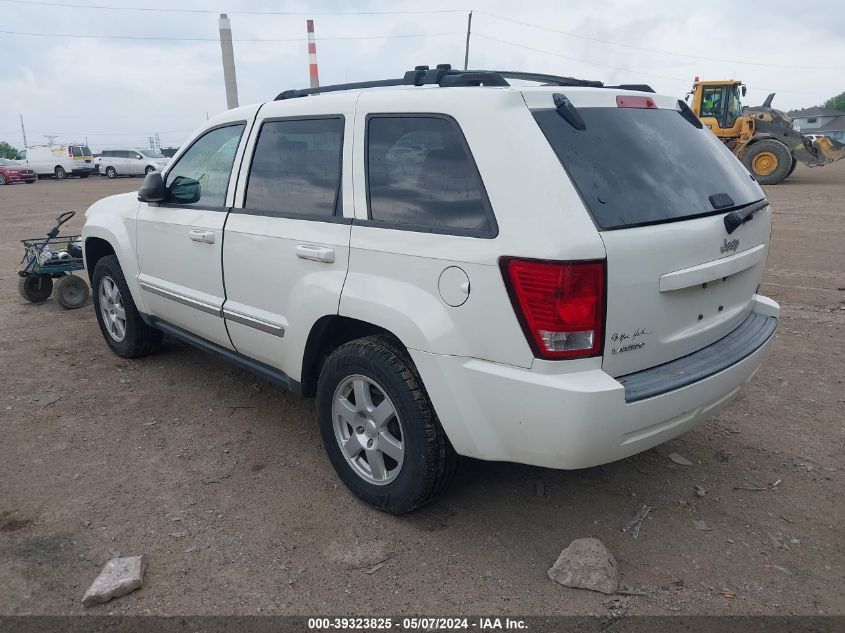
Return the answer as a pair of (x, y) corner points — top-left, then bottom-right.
(97, 149), (170, 178)
(18, 144), (94, 179)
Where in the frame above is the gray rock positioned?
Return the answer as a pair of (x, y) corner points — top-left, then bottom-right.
(669, 453), (694, 466)
(82, 556), (145, 607)
(547, 538), (619, 594)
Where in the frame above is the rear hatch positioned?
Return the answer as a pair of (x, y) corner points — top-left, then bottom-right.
(527, 89), (770, 377)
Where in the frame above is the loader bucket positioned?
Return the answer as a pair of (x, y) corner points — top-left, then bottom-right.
(812, 136), (845, 164)
(791, 135), (845, 168)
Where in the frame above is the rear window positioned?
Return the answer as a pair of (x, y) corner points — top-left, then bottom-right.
(533, 106), (764, 230)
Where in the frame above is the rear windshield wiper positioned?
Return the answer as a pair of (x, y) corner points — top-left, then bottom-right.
(723, 199), (769, 234)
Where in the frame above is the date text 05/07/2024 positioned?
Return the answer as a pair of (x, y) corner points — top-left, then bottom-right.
(307, 617), (528, 630)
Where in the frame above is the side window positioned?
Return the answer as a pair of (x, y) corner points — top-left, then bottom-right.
(18, 150), (26, 160)
(701, 87), (726, 123)
(245, 117), (344, 218)
(365, 115), (495, 236)
(165, 123), (245, 208)
(71, 146), (82, 157)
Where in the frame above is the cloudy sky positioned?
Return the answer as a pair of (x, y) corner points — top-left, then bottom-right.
(1, 0), (843, 152)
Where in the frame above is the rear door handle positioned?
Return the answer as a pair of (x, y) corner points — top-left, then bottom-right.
(188, 230), (215, 244)
(296, 244), (335, 263)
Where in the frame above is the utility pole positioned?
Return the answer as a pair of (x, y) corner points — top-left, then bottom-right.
(463, 11), (473, 70)
(20, 114), (28, 149)
(218, 13), (240, 109)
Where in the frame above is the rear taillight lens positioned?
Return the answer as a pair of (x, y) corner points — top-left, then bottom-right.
(501, 258), (605, 359)
(68, 148), (73, 157)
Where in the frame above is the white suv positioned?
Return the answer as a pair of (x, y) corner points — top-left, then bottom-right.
(82, 66), (779, 513)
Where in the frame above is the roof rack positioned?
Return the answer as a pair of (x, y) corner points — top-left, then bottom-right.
(274, 64), (653, 100)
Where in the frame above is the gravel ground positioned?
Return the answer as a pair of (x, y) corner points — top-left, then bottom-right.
(0, 164), (843, 616)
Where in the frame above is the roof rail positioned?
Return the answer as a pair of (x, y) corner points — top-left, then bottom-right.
(274, 64), (653, 100)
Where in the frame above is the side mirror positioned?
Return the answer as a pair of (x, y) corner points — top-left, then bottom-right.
(135, 154), (142, 160)
(741, 85), (747, 97)
(138, 171), (166, 203)
(168, 176), (201, 204)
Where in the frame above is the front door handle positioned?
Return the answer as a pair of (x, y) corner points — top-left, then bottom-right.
(296, 244), (335, 263)
(188, 230), (215, 244)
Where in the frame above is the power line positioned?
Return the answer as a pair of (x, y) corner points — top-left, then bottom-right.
(475, 11), (845, 71)
(473, 32), (693, 83)
(0, 28), (462, 43)
(473, 32), (835, 94)
(0, 0), (468, 15)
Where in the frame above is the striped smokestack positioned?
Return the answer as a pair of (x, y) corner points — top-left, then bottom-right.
(307, 19), (320, 89)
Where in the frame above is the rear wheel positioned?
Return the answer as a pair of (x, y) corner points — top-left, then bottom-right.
(741, 139), (792, 185)
(92, 255), (163, 357)
(317, 335), (458, 514)
(54, 274), (90, 309)
(18, 276), (53, 303)
(145, 165), (156, 175)
(105, 166), (117, 179)
(54, 166), (66, 180)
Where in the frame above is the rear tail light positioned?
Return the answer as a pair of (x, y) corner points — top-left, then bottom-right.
(501, 258), (606, 359)
(68, 148), (73, 157)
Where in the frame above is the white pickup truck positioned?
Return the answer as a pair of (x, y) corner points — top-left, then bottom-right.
(82, 66), (779, 513)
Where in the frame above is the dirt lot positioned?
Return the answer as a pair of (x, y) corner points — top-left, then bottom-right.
(0, 166), (842, 617)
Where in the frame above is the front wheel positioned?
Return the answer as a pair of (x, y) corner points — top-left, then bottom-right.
(145, 165), (156, 175)
(92, 255), (163, 357)
(54, 166), (66, 180)
(316, 336), (457, 514)
(0, 173), (6, 185)
(741, 139), (792, 185)
(55, 274), (90, 309)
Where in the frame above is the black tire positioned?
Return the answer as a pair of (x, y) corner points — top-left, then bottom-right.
(79, 172), (89, 179)
(316, 335), (458, 514)
(54, 166), (66, 180)
(91, 254), (163, 358)
(105, 166), (117, 179)
(0, 173), (6, 185)
(145, 165), (156, 175)
(740, 139), (792, 185)
(17, 275), (53, 303)
(54, 274), (90, 309)
(26, 179), (37, 184)
(786, 158), (798, 179)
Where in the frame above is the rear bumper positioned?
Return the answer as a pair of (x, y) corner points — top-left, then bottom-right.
(411, 294), (779, 470)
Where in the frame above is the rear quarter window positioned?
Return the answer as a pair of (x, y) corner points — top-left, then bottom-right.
(365, 115), (497, 237)
(533, 106), (764, 230)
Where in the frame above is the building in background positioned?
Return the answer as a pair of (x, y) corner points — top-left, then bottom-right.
(790, 106), (845, 142)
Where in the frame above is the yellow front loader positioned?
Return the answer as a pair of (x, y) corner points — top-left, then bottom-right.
(688, 79), (845, 184)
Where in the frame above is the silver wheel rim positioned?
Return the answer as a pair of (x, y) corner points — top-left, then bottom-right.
(332, 374), (404, 486)
(56, 168), (64, 179)
(98, 275), (127, 342)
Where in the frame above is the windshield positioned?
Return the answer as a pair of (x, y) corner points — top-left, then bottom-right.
(533, 106), (765, 230)
(140, 149), (165, 158)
